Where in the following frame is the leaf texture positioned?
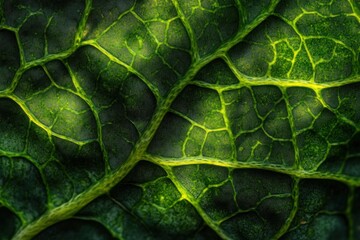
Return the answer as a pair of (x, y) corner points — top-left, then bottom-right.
(0, 0), (359, 239)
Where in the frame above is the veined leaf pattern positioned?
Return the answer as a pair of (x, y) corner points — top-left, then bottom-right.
(0, 0), (359, 239)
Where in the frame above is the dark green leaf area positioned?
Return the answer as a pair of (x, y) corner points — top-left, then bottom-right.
(229, 16), (311, 80)
(237, 130), (273, 163)
(117, 75), (157, 132)
(263, 100), (292, 139)
(318, 133), (360, 177)
(77, 162), (204, 239)
(175, 166), (294, 239)
(221, 212), (271, 240)
(224, 88), (262, 133)
(334, 83), (360, 125)
(80, 195), (204, 240)
(119, 161), (167, 184)
(0, 207), (21, 240)
(233, 169), (293, 209)
(191, 226), (222, 240)
(45, 60), (76, 91)
(52, 138), (105, 194)
(311, 110), (338, 139)
(298, 0), (353, 15)
(18, 14), (47, 61)
(34, 219), (116, 240)
(241, 0), (273, 22)
(199, 181), (237, 221)
(172, 86), (224, 129)
(267, 141), (295, 166)
(287, 87), (322, 132)
(320, 84), (360, 140)
(69, 46), (156, 132)
(284, 179), (349, 240)
(203, 131), (233, 160)
(67, 46), (116, 98)
(177, 0), (239, 56)
(184, 127), (207, 157)
(302, 18), (357, 82)
(141, 178), (182, 209)
(306, 38), (336, 63)
(316, 145), (347, 175)
(297, 130), (328, 170)
(227, 85), (292, 139)
(313, 109), (355, 144)
(77, 195), (150, 239)
(222, 198), (293, 240)
(296, 14), (359, 51)
(148, 113), (190, 158)
(300, 180), (348, 213)
(282, 214), (348, 240)
(321, 87), (339, 109)
(173, 165), (229, 199)
(223, 86), (296, 165)
(0, 30), (19, 91)
(289, 84), (359, 173)
(43, 1), (84, 54)
(0, 98), (54, 165)
(264, 17), (304, 79)
(229, 40), (273, 78)
(354, 188), (360, 238)
(0, 99), (29, 153)
(344, 157), (360, 177)
(42, 160), (74, 207)
(68, 46), (155, 169)
(4, 0), (84, 59)
(84, 0), (134, 40)
(274, 0), (303, 21)
(157, 42), (191, 76)
(0, 157), (46, 223)
(194, 59), (238, 85)
(120, 163), (203, 238)
(1, 0), (29, 26)
(14, 67), (52, 100)
(87, 112), (133, 167)
(143, 200), (203, 239)
(314, 45), (354, 83)
(220, 169), (293, 239)
(253, 86), (283, 117)
(341, 133), (360, 177)
(297, 16), (358, 82)
(26, 123), (53, 165)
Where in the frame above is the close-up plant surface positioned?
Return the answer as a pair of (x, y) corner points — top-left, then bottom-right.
(0, 0), (360, 239)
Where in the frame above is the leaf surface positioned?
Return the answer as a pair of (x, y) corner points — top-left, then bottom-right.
(0, 0), (359, 239)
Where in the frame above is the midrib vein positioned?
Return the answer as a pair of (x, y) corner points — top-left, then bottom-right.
(13, 1), (282, 239)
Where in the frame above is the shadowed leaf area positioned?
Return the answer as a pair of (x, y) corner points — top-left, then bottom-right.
(0, 0), (359, 239)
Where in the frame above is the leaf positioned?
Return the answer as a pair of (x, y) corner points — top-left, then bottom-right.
(0, 0), (359, 239)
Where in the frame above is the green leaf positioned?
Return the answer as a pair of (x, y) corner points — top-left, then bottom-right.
(0, 0), (359, 239)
